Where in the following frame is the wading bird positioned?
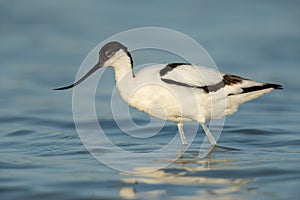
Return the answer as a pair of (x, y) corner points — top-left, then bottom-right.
(54, 41), (282, 146)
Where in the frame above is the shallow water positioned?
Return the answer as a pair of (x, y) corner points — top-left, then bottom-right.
(1, 1), (300, 199)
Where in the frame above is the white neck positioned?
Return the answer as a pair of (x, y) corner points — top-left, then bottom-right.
(105, 50), (134, 83)
(106, 50), (135, 102)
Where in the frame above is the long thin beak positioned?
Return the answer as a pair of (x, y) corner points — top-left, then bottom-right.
(53, 62), (102, 90)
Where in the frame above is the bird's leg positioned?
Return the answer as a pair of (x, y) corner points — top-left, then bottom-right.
(200, 123), (217, 146)
(177, 123), (187, 145)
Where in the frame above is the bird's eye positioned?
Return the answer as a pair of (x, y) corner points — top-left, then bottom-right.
(105, 50), (114, 57)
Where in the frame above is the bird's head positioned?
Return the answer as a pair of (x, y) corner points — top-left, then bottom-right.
(53, 41), (131, 90)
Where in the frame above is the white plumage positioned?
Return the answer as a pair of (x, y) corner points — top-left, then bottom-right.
(55, 41), (282, 146)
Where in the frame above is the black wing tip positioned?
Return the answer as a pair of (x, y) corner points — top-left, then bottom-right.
(239, 83), (283, 95)
(264, 83), (283, 90)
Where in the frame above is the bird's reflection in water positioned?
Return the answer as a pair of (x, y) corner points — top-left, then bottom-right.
(119, 146), (251, 199)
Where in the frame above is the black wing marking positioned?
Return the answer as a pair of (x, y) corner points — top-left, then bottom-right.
(239, 83), (283, 95)
(161, 78), (224, 93)
(159, 63), (189, 76)
(161, 72), (248, 93)
(161, 67), (283, 95)
(222, 74), (247, 85)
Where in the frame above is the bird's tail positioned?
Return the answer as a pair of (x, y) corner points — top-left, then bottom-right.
(225, 82), (282, 115)
(231, 82), (283, 104)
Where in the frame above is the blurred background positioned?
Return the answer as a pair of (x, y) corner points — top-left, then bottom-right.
(0, 1), (299, 199)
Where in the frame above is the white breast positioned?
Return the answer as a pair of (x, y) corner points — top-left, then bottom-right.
(115, 64), (226, 123)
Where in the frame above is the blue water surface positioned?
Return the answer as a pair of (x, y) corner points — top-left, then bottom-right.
(1, 1), (300, 199)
